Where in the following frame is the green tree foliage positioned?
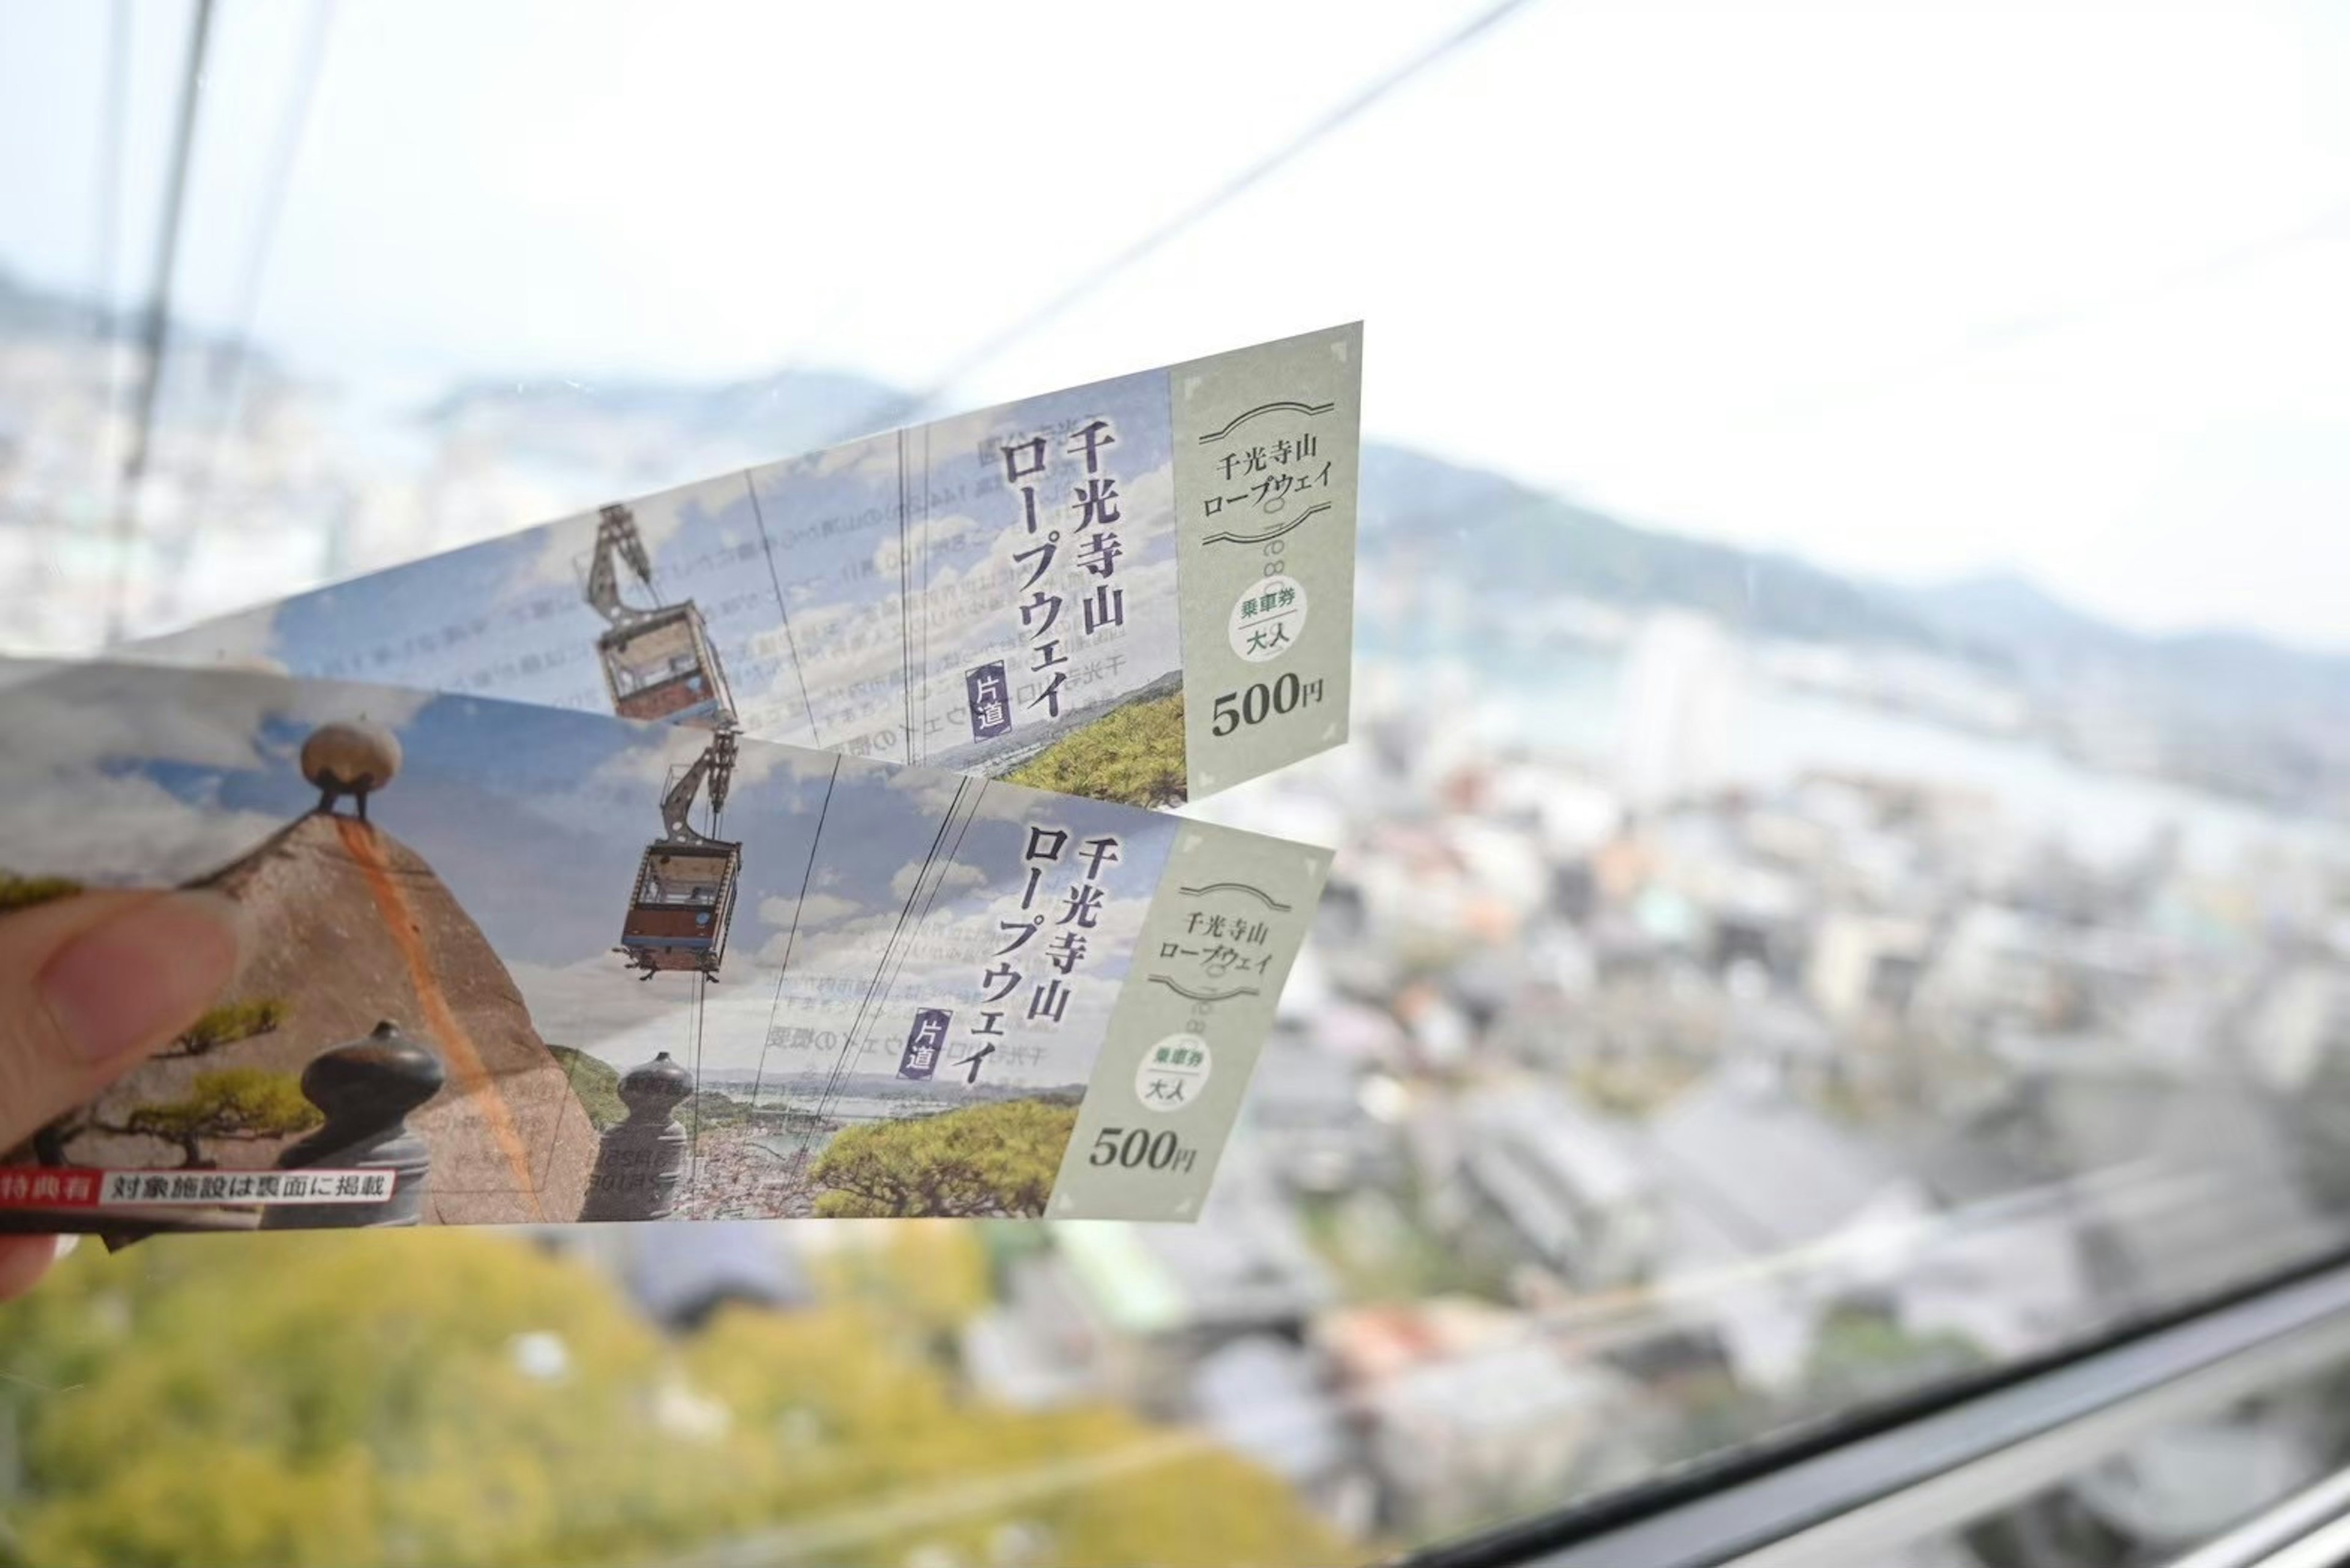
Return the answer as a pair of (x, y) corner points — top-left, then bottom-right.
(684, 1304), (1360, 1568)
(122, 1068), (322, 1169)
(546, 1048), (747, 1137)
(813, 1222), (996, 1334)
(170, 998), (288, 1057)
(811, 1100), (1077, 1219)
(1794, 1304), (1990, 1421)
(1004, 693), (1186, 807)
(546, 1045), (625, 1133)
(0, 872), (81, 913)
(0, 1231), (1354, 1568)
(678, 1088), (752, 1132)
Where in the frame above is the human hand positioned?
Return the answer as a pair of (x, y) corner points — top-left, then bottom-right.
(0, 891), (245, 1301)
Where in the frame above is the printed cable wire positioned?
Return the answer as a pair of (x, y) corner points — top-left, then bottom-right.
(811, 780), (986, 1127)
(804, 779), (967, 1122)
(806, 777), (972, 1125)
(681, 750), (731, 1202)
(748, 756), (840, 1133)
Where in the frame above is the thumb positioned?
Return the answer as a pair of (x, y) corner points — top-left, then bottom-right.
(0, 890), (248, 1155)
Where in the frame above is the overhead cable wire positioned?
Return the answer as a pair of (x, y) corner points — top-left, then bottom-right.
(823, 0), (1541, 442)
(170, 0), (338, 622)
(1743, 190), (2350, 432)
(88, 0), (132, 453)
(103, 0), (215, 646)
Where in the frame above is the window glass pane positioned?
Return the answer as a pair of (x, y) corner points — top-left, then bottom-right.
(637, 851), (729, 907)
(4, 2), (2348, 1564)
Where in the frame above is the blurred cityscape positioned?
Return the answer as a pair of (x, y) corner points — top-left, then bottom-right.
(7, 269), (2350, 1566)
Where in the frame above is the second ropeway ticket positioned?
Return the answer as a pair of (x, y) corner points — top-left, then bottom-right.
(0, 660), (1330, 1234)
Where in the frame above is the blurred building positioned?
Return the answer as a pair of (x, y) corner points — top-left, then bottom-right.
(1615, 611), (1745, 809)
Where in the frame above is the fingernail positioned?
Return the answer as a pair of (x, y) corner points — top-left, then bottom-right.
(40, 892), (246, 1063)
(53, 1234), (79, 1261)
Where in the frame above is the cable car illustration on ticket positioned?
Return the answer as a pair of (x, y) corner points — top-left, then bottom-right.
(584, 502), (737, 729)
(587, 502), (743, 980)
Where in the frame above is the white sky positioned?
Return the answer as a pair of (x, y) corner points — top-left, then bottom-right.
(2, 0), (2347, 648)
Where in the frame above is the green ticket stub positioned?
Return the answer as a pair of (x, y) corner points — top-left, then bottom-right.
(1050, 826), (1333, 1220)
(135, 326), (1362, 813)
(1172, 324), (1361, 797)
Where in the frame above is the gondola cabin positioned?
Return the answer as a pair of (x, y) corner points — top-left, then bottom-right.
(618, 841), (741, 977)
(598, 603), (735, 728)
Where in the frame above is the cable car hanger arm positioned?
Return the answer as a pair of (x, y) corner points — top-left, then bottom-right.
(585, 502), (658, 629)
(661, 726), (739, 848)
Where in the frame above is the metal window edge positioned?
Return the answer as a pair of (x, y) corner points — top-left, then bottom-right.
(1401, 1250), (2350, 1568)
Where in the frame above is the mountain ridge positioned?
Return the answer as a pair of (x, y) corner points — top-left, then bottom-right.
(1363, 443), (2350, 682)
(4, 262), (2340, 761)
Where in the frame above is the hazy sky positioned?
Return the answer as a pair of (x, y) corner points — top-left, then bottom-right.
(3, 0), (2347, 647)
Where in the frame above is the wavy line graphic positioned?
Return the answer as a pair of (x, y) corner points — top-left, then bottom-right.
(1148, 976), (1263, 1004)
(1195, 400), (1335, 444)
(1201, 502), (1329, 548)
(1176, 881), (1294, 912)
